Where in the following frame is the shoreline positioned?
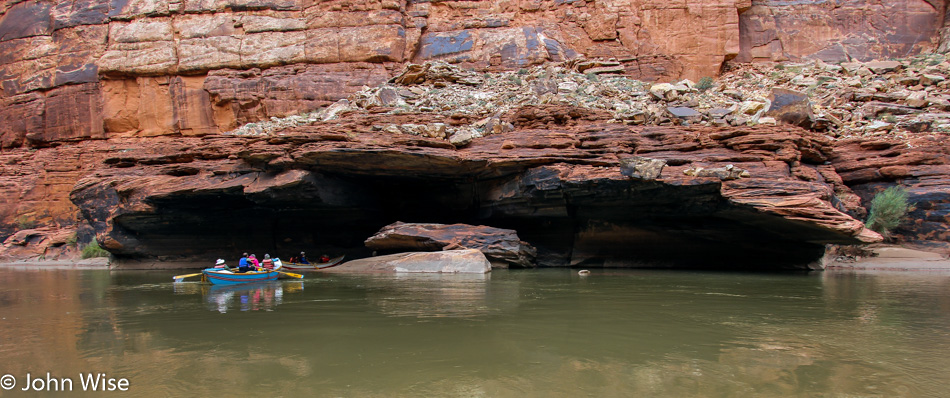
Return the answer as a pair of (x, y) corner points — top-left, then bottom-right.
(1, 245), (948, 272)
(0, 258), (110, 269)
(824, 245), (950, 271)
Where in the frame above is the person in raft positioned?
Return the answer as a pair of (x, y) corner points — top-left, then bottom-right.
(298, 252), (310, 264)
(214, 258), (230, 269)
(249, 254), (260, 270)
(238, 253), (252, 272)
(319, 254), (330, 263)
(261, 254), (275, 270)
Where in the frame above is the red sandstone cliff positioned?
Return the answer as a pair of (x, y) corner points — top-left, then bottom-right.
(2, 0), (948, 148)
(2, 0), (950, 264)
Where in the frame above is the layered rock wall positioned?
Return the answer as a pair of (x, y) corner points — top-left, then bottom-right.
(737, 0), (947, 64)
(2, 0), (947, 149)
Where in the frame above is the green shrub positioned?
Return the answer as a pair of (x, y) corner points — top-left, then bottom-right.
(866, 186), (915, 238)
(696, 76), (714, 92)
(81, 240), (111, 259)
(16, 215), (36, 230)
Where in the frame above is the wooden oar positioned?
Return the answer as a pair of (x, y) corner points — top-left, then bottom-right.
(173, 272), (202, 282)
(277, 271), (304, 279)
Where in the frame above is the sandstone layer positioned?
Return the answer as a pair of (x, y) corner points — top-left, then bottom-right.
(59, 107), (886, 269)
(2, 0), (949, 150)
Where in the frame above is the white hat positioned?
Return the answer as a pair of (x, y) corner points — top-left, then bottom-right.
(216, 259), (225, 265)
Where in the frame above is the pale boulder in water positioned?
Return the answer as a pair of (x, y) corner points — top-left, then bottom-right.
(335, 249), (491, 274)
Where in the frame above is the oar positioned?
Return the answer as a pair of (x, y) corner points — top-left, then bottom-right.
(173, 272), (202, 282)
(278, 271), (304, 279)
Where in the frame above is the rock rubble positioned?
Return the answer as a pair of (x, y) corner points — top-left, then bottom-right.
(232, 56), (950, 147)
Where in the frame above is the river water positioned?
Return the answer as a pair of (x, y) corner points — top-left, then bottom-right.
(1, 267), (949, 397)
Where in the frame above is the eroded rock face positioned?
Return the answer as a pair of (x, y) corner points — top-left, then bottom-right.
(61, 111), (886, 269)
(1, 0), (948, 148)
(736, 1), (945, 63)
(831, 135), (950, 251)
(365, 222), (537, 268)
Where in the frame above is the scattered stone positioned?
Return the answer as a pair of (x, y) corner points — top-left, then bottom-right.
(766, 88), (813, 128)
(738, 101), (766, 115)
(666, 106), (702, 121)
(684, 164), (751, 180)
(707, 107), (733, 118)
(905, 91), (929, 108)
(650, 83), (677, 101)
(619, 156), (667, 180)
(227, 54), (950, 145)
(865, 61), (902, 74)
(920, 74), (946, 86)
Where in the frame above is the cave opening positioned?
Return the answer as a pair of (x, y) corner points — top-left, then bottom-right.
(104, 171), (833, 270)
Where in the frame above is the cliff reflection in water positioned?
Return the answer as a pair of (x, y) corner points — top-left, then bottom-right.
(1, 268), (949, 396)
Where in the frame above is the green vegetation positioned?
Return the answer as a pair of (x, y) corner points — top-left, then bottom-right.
(696, 76), (714, 92)
(81, 240), (111, 259)
(66, 233), (78, 247)
(16, 215), (36, 230)
(865, 186), (916, 238)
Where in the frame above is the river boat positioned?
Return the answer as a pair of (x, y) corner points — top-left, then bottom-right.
(202, 266), (281, 285)
(282, 255), (346, 270)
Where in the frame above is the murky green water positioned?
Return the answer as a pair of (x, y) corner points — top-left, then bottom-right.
(1, 267), (949, 397)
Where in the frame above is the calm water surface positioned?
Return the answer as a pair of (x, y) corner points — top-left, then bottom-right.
(1, 267), (949, 397)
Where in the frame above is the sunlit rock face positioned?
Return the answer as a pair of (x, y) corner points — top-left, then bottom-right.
(2, 0), (948, 149)
(67, 109), (881, 269)
(831, 135), (950, 252)
(736, 0), (946, 63)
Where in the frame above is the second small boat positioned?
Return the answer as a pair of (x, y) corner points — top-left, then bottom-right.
(282, 255), (345, 270)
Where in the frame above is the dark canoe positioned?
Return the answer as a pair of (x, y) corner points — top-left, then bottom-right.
(202, 268), (280, 285)
(282, 255), (345, 270)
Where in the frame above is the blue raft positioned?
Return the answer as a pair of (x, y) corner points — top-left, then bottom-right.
(202, 269), (279, 285)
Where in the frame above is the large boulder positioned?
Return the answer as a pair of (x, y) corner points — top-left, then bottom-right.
(332, 249), (491, 274)
(365, 222), (536, 268)
(766, 88), (814, 128)
(620, 156), (667, 180)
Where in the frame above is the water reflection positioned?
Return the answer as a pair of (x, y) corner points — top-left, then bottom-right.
(197, 281), (303, 312)
(358, 272), (513, 318)
(1, 268), (950, 396)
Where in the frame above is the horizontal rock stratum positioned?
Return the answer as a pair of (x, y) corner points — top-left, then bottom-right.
(2, 1), (950, 266)
(2, 0), (949, 148)
(60, 107), (893, 269)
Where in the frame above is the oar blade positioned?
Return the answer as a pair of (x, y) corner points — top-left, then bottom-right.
(173, 272), (202, 282)
(279, 271), (304, 279)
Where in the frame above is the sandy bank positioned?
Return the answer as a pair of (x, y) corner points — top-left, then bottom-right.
(826, 245), (950, 271)
(0, 257), (110, 268)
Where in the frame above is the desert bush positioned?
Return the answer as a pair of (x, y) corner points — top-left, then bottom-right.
(16, 215), (36, 230)
(81, 240), (110, 259)
(865, 186), (915, 238)
(696, 76), (714, 92)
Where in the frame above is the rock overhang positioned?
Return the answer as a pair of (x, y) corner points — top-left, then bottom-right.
(68, 115), (880, 269)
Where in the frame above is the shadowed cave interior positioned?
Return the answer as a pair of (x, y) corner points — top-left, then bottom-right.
(104, 171), (836, 270)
